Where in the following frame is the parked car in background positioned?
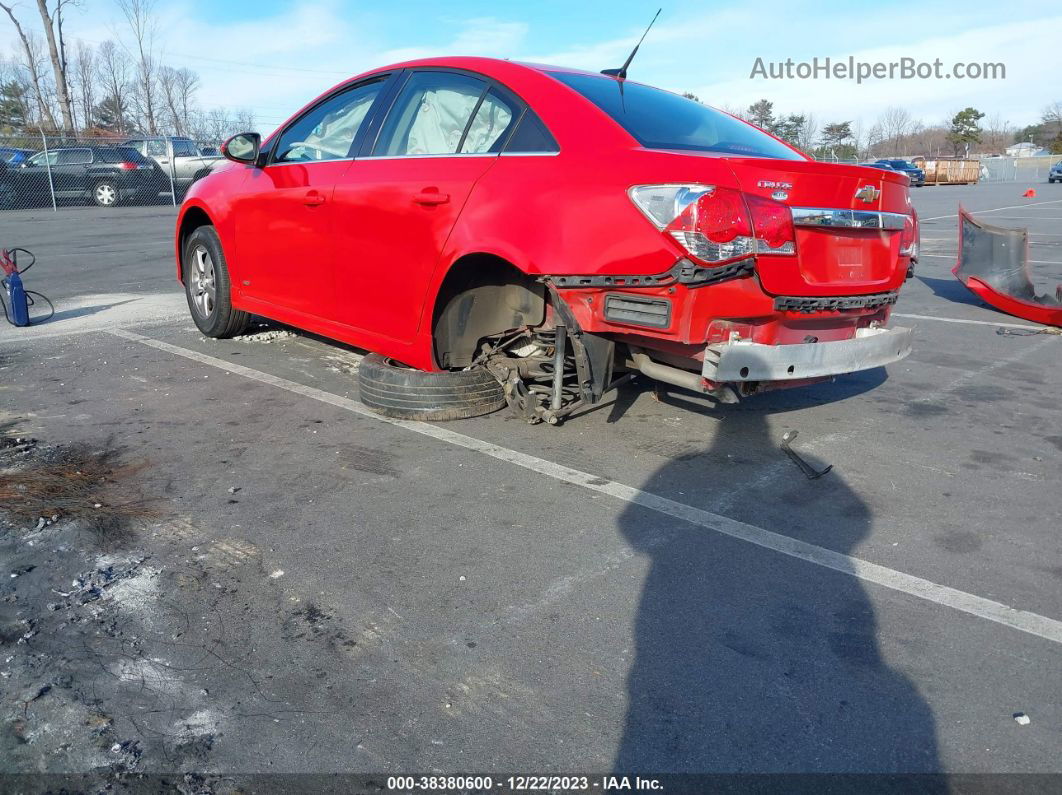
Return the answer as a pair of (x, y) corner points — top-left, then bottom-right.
(0, 147), (36, 207)
(0, 146), (34, 167)
(122, 136), (224, 196)
(178, 57), (917, 424)
(1049, 161), (1062, 183)
(874, 159), (925, 186)
(9, 146), (167, 207)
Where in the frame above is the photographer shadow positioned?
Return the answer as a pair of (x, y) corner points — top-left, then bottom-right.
(612, 365), (942, 780)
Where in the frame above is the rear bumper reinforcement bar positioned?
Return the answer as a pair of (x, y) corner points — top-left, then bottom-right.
(702, 325), (913, 382)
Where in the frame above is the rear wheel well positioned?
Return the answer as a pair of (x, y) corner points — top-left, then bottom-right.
(177, 207), (214, 281)
(432, 254), (545, 369)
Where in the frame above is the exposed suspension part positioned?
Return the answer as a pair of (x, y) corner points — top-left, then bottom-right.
(476, 326), (582, 425)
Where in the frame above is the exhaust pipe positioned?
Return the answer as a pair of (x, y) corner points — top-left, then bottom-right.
(626, 346), (740, 403)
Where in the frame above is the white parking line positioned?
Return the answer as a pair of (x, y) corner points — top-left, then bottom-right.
(920, 198), (1062, 222)
(107, 327), (1062, 646)
(892, 313), (1053, 331)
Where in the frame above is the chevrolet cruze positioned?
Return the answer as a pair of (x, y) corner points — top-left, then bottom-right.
(177, 57), (917, 423)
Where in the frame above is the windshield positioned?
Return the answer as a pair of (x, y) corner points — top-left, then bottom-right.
(549, 71), (804, 160)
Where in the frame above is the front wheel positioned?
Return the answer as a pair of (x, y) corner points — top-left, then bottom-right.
(182, 225), (249, 338)
(358, 354), (504, 421)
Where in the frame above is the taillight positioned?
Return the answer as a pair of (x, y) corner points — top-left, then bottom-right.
(745, 194), (795, 255)
(899, 210), (918, 258)
(629, 184), (795, 267)
(119, 162), (138, 170)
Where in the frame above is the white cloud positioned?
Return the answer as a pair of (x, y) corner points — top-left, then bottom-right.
(682, 16), (1062, 127)
(2, 0), (1057, 136)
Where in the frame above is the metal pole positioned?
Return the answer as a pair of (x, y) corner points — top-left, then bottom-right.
(551, 324), (567, 411)
(39, 128), (57, 212)
(169, 139), (177, 207)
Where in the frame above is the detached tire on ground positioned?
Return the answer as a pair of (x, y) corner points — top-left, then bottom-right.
(358, 354), (505, 421)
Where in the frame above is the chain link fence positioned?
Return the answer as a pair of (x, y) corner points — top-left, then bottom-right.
(978, 155), (1060, 184)
(0, 133), (226, 212)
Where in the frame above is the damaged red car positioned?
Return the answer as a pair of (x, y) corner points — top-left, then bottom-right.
(176, 57), (917, 423)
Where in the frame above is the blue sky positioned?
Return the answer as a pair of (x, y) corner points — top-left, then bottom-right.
(5, 0), (1060, 133)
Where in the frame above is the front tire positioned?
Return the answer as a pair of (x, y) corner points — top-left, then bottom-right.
(358, 354), (505, 421)
(182, 225), (249, 338)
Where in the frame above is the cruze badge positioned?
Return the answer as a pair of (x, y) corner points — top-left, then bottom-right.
(855, 185), (880, 204)
(757, 180), (792, 190)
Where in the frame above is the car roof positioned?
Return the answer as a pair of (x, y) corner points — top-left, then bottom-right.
(269, 55), (641, 154)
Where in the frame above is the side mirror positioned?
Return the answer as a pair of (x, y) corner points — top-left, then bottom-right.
(221, 132), (262, 165)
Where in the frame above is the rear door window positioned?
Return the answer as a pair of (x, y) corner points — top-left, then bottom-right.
(172, 140), (199, 157)
(460, 89), (517, 154)
(549, 71), (803, 160)
(373, 71), (489, 156)
(57, 149), (93, 165)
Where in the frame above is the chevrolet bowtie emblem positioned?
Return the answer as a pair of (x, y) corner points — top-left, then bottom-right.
(855, 185), (880, 204)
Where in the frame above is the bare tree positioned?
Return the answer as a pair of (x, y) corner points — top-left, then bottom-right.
(0, 2), (57, 128)
(850, 118), (865, 159)
(95, 39), (130, 134)
(174, 67), (198, 133)
(982, 113), (1012, 154)
(1042, 102), (1062, 137)
(70, 40), (94, 130)
(117, 0), (159, 133)
(865, 121), (884, 157)
(877, 106), (913, 155)
(796, 113), (818, 153)
(33, 0), (76, 131)
(157, 64), (180, 134)
(189, 106), (255, 142)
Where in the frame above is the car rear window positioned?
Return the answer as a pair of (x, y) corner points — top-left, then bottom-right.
(548, 71), (804, 160)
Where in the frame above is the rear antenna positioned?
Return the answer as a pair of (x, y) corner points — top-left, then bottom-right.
(602, 8), (661, 80)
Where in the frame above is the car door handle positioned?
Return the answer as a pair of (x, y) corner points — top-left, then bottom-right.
(303, 190), (326, 207)
(412, 189), (450, 206)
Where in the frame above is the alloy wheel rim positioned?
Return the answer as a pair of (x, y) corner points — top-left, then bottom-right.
(96, 183), (116, 205)
(190, 245), (216, 318)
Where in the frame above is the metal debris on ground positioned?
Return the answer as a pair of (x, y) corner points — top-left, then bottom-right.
(780, 430), (833, 480)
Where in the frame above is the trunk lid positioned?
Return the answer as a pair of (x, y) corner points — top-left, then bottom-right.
(727, 158), (911, 296)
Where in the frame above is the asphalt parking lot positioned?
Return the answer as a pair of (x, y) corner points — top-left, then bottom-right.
(1, 181), (1060, 787)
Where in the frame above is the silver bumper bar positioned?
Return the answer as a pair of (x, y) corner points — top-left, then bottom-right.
(702, 325), (913, 382)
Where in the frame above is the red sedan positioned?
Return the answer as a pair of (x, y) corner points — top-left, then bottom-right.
(177, 57), (917, 424)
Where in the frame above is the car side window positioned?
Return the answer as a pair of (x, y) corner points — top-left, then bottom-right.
(374, 71), (489, 156)
(172, 140), (198, 157)
(460, 89), (517, 154)
(27, 151), (58, 167)
(503, 110), (559, 154)
(57, 149), (93, 165)
(275, 79), (385, 163)
(145, 140), (167, 157)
